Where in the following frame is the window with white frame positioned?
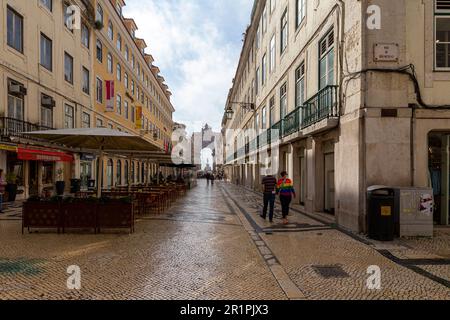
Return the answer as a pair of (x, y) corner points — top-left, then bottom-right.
(117, 34), (122, 51)
(82, 67), (90, 95)
(40, 33), (52, 71)
(7, 6), (23, 53)
(270, 35), (276, 73)
(262, 106), (267, 129)
(270, 0), (276, 14)
(281, 9), (288, 54)
(108, 21), (113, 40)
(40, 0), (52, 12)
(96, 39), (103, 62)
(280, 83), (287, 119)
(81, 23), (90, 48)
(295, 62), (305, 109)
(96, 77), (103, 103)
(64, 104), (74, 128)
(64, 52), (73, 84)
(41, 94), (53, 128)
(262, 53), (267, 86)
(319, 29), (335, 89)
(107, 53), (113, 73)
(296, 0), (306, 28)
(82, 112), (90, 128)
(117, 63), (121, 81)
(116, 94), (122, 115)
(262, 6), (267, 34)
(124, 100), (129, 119)
(96, 4), (103, 24)
(435, 1), (450, 69)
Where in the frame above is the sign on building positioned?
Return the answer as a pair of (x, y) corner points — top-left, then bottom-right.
(374, 43), (399, 62)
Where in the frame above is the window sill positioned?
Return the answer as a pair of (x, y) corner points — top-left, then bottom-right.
(433, 71), (450, 81)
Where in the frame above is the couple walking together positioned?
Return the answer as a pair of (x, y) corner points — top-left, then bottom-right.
(261, 171), (296, 225)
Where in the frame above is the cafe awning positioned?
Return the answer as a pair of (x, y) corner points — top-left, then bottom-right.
(18, 147), (73, 162)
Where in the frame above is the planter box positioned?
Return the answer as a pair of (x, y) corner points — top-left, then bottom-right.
(62, 202), (97, 233)
(22, 202), (61, 234)
(97, 202), (134, 233)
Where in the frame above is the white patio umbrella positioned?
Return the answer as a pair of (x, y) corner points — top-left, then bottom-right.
(24, 128), (162, 197)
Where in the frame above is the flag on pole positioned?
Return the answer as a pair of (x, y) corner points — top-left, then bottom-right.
(136, 106), (143, 129)
(106, 80), (115, 112)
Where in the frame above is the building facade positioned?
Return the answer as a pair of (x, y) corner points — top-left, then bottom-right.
(0, 0), (174, 199)
(222, 0), (450, 233)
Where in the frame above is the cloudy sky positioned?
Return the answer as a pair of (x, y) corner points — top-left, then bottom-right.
(123, 0), (254, 134)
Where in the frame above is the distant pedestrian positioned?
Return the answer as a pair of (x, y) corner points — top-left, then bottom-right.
(211, 173), (215, 186)
(260, 170), (277, 223)
(276, 171), (296, 225)
(0, 169), (6, 213)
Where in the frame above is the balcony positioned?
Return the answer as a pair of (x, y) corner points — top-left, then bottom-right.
(283, 108), (301, 137)
(301, 85), (339, 135)
(0, 117), (53, 140)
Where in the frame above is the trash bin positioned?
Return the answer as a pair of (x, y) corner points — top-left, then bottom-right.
(70, 179), (82, 194)
(367, 186), (396, 241)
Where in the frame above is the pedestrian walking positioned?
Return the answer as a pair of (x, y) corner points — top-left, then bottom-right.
(260, 171), (277, 223)
(276, 171), (296, 225)
(211, 173), (215, 186)
(0, 169), (6, 213)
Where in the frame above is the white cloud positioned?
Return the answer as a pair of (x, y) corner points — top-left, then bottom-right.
(123, 0), (253, 134)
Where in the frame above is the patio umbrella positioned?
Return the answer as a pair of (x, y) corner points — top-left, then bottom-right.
(24, 128), (162, 197)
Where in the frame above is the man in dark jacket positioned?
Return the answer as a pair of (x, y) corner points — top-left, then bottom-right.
(260, 170), (277, 223)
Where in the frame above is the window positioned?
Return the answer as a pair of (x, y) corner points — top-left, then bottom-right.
(96, 4), (103, 24)
(124, 73), (129, 88)
(116, 63), (121, 81)
(132, 55), (135, 69)
(269, 96), (275, 126)
(124, 101), (129, 119)
(262, 106), (267, 129)
(108, 21), (113, 40)
(125, 45), (129, 61)
(117, 34), (122, 51)
(262, 54), (267, 86)
(131, 106), (136, 123)
(270, 0), (276, 13)
(436, 15), (450, 69)
(64, 104), (74, 128)
(280, 83), (287, 119)
(270, 35), (276, 73)
(107, 53), (113, 73)
(96, 77), (103, 103)
(124, 161), (129, 185)
(96, 39), (103, 62)
(40, 0), (52, 11)
(81, 23), (90, 48)
(8, 92), (24, 120)
(82, 112), (90, 128)
(281, 9), (288, 54)
(256, 24), (261, 50)
(40, 33), (52, 71)
(41, 95), (53, 128)
(7, 6), (23, 53)
(255, 67), (260, 95)
(319, 30), (335, 89)
(116, 160), (122, 186)
(96, 118), (103, 128)
(296, 0), (306, 28)
(82, 67), (90, 95)
(262, 6), (267, 34)
(64, 52), (73, 84)
(63, 3), (74, 32)
(116, 94), (122, 115)
(295, 62), (306, 109)
(131, 80), (135, 95)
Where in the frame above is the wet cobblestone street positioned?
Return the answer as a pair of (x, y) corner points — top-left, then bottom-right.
(0, 181), (449, 300)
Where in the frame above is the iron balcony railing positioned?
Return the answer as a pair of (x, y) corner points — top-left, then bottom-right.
(0, 117), (53, 139)
(271, 121), (282, 143)
(283, 108), (301, 137)
(301, 85), (339, 129)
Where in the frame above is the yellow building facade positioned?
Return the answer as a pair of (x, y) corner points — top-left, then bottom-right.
(0, 0), (174, 199)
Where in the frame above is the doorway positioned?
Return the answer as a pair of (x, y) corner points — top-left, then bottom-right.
(428, 132), (450, 225)
(28, 161), (39, 196)
(324, 152), (335, 214)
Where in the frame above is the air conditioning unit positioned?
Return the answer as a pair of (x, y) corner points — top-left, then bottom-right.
(9, 83), (27, 96)
(41, 95), (55, 107)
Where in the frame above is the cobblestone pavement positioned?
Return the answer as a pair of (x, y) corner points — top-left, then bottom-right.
(0, 181), (449, 300)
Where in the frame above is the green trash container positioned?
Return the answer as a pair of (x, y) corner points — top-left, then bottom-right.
(367, 186), (395, 241)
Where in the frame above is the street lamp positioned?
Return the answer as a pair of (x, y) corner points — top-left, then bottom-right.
(229, 102), (256, 112)
(225, 107), (234, 120)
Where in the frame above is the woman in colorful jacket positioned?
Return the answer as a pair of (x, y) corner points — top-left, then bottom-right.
(276, 171), (296, 225)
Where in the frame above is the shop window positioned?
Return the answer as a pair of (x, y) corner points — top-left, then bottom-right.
(42, 162), (54, 185)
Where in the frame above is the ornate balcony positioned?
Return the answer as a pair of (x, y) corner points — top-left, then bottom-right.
(0, 117), (53, 140)
(301, 85), (339, 135)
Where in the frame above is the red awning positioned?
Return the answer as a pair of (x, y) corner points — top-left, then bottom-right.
(18, 147), (73, 162)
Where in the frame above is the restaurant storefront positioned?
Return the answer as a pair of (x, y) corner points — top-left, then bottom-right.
(0, 144), (74, 200)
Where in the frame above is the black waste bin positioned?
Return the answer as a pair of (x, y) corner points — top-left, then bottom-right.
(70, 179), (82, 194)
(367, 186), (395, 241)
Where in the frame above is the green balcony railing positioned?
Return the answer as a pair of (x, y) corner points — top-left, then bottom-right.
(271, 121), (282, 144)
(301, 85), (339, 129)
(283, 108), (301, 137)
